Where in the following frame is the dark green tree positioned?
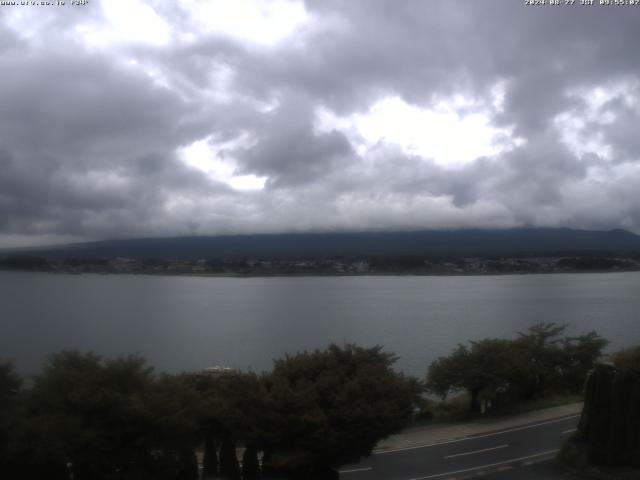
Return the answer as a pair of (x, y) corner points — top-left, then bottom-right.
(513, 322), (568, 398)
(186, 370), (264, 478)
(427, 339), (523, 412)
(202, 430), (218, 479)
(0, 362), (21, 409)
(23, 351), (203, 480)
(560, 331), (609, 392)
(0, 362), (24, 477)
(572, 360), (640, 469)
(425, 344), (469, 399)
(147, 374), (204, 479)
(242, 444), (259, 480)
(219, 434), (241, 479)
(612, 345), (640, 372)
(427, 324), (608, 413)
(176, 450), (199, 480)
(259, 344), (419, 478)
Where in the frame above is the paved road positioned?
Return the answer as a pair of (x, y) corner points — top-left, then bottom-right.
(339, 414), (579, 480)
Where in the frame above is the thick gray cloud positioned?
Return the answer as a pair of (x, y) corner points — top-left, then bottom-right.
(1, 0), (639, 247)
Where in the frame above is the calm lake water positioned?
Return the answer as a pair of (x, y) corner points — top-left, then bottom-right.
(1, 271), (639, 377)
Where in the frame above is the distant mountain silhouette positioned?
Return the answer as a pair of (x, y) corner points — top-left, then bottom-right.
(5, 228), (640, 260)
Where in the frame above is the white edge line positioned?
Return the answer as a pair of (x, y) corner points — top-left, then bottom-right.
(375, 414), (580, 455)
(408, 449), (559, 480)
(339, 467), (373, 474)
(443, 443), (508, 459)
(562, 428), (577, 435)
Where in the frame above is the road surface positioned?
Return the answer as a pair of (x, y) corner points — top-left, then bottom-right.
(339, 414), (579, 480)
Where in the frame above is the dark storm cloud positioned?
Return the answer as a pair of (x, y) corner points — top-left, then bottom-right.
(0, 51), (184, 158)
(231, 94), (355, 187)
(600, 96), (640, 163)
(1, 0), (640, 245)
(0, 39), (232, 240)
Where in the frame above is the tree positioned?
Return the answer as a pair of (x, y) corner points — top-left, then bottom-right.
(426, 344), (469, 399)
(258, 344), (419, 478)
(0, 362), (21, 409)
(426, 324), (609, 413)
(219, 434), (241, 479)
(612, 345), (640, 373)
(202, 430), (218, 479)
(25, 351), (114, 479)
(426, 340), (523, 412)
(0, 362), (24, 476)
(560, 331), (609, 392)
(146, 374), (203, 480)
(185, 370), (264, 479)
(23, 351), (203, 480)
(570, 361), (640, 469)
(242, 444), (259, 480)
(176, 450), (199, 480)
(513, 322), (568, 398)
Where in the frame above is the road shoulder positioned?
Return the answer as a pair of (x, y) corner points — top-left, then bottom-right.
(374, 402), (583, 453)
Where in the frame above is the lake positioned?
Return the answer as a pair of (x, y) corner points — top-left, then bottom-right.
(1, 271), (639, 377)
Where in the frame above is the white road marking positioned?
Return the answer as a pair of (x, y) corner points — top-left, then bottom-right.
(562, 428), (577, 435)
(443, 444), (508, 459)
(339, 467), (373, 474)
(408, 449), (559, 480)
(375, 414), (580, 455)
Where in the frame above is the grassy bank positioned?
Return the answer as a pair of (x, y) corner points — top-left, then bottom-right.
(412, 393), (584, 426)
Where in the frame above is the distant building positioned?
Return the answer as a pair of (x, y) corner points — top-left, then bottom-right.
(185, 365), (239, 381)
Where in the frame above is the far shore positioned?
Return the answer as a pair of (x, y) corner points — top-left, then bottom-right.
(2, 266), (640, 279)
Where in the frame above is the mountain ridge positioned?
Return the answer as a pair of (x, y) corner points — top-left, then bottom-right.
(4, 228), (640, 260)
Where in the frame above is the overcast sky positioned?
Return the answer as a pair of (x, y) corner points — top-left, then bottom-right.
(0, 0), (639, 247)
